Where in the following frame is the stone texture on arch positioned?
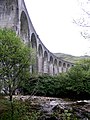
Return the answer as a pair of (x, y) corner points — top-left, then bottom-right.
(0, 0), (19, 29)
(20, 11), (30, 44)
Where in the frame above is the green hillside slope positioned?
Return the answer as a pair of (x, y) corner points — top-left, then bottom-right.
(54, 53), (90, 63)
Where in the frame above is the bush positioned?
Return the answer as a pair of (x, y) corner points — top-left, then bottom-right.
(0, 98), (40, 120)
(22, 60), (90, 100)
(22, 74), (69, 98)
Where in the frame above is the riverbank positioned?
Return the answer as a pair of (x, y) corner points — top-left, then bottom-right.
(4, 95), (90, 119)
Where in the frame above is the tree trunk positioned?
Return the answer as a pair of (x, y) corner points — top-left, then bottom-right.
(9, 84), (14, 120)
(9, 84), (12, 101)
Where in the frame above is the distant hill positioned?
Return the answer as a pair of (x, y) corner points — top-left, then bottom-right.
(54, 53), (90, 63)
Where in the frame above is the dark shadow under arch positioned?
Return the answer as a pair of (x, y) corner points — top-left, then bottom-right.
(31, 33), (37, 49)
(38, 44), (43, 56)
(20, 11), (30, 43)
(44, 51), (48, 61)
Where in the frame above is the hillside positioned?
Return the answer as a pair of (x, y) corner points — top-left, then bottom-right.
(54, 53), (90, 63)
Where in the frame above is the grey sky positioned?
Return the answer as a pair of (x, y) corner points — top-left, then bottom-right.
(25, 0), (90, 56)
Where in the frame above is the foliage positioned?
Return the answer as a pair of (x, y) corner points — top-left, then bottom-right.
(0, 29), (31, 101)
(22, 59), (90, 99)
(52, 109), (78, 120)
(22, 74), (68, 97)
(0, 97), (81, 120)
(0, 98), (40, 120)
(66, 59), (90, 99)
(73, 0), (90, 39)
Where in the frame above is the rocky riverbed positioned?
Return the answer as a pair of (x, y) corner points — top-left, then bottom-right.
(13, 96), (90, 120)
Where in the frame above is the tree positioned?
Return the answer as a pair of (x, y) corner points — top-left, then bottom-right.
(0, 29), (31, 101)
(74, 0), (90, 39)
(66, 59), (90, 99)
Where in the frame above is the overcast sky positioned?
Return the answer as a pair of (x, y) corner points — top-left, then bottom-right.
(25, 0), (90, 56)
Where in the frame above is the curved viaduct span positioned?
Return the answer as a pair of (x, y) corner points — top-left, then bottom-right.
(0, 0), (73, 75)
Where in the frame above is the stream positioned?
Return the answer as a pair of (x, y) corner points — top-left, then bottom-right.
(14, 96), (90, 120)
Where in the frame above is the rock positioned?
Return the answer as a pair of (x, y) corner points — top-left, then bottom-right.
(50, 101), (59, 106)
(73, 107), (85, 119)
(11, 96), (90, 119)
(45, 116), (58, 120)
(76, 100), (88, 106)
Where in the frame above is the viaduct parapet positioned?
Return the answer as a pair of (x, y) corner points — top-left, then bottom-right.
(0, 0), (74, 75)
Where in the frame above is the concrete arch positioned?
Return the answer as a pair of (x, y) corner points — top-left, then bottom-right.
(63, 62), (67, 72)
(59, 61), (62, 73)
(50, 56), (53, 64)
(72, 65), (74, 67)
(38, 44), (43, 56)
(0, 0), (74, 76)
(67, 63), (70, 68)
(54, 59), (57, 65)
(31, 33), (37, 49)
(38, 44), (43, 74)
(20, 11), (30, 43)
(59, 61), (62, 67)
(31, 33), (37, 74)
(54, 59), (58, 75)
(43, 51), (48, 74)
(63, 63), (66, 67)
(44, 51), (48, 60)
(67, 63), (70, 71)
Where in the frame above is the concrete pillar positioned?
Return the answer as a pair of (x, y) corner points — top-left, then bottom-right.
(53, 59), (58, 75)
(49, 63), (53, 75)
(58, 61), (63, 73)
(43, 60), (48, 73)
(43, 51), (48, 74)
(38, 44), (43, 74)
(38, 56), (43, 74)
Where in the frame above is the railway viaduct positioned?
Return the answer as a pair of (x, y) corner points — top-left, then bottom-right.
(0, 0), (74, 75)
